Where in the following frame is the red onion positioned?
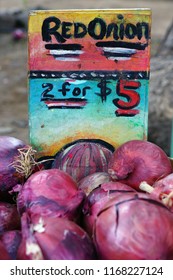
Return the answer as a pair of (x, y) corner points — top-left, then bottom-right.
(1, 230), (22, 259)
(93, 192), (173, 260)
(52, 140), (114, 182)
(78, 172), (111, 195)
(16, 169), (85, 221)
(82, 181), (135, 236)
(0, 202), (21, 234)
(0, 240), (10, 260)
(108, 140), (172, 190)
(12, 28), (26, 40)
(140, 173), (173, 210)
(17, 213), (96, 260)
(0, 136), (27, 191)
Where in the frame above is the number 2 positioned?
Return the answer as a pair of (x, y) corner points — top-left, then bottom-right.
(41, 83), (54, 101)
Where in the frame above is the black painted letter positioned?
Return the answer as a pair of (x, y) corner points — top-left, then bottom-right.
(42, 17), (66, 43)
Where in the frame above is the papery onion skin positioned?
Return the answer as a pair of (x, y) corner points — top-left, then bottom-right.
(0, 136), (26, 191)
(82, 181), (135, 236)
(1, 230), (22, 259)
(17, 212), (42, 260)
(0, 202), (21, 234)
(108, 140), (172, 190)
(17, 213), (96, 260)
(94, 193), (173, 260)
(52, 140), (114, 182)
(78, 172), (111, 196)
(17, 169), (85, 221)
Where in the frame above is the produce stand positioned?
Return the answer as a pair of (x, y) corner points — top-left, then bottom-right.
(4, 8), (173, 262)
(2, 7), (173, 264)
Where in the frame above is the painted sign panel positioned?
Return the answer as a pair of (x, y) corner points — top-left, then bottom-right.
(28, 9), (151, 158)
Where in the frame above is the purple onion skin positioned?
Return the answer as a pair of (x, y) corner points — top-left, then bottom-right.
(1, 230), (22, 259)
(82, 181), (135, 236)
(0, 202), (21, 234)
(17, 169), (85, 222)
(0, 136), (26, 191)
(78, 172), (111, 196)
(0, 240), (10, 260)
(94, 192), (173, 260)
(18, 213), (96, 260)
(52, 141), (113, 182)
(108, 140), (173, 190)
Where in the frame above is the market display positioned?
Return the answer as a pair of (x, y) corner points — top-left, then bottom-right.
(0, 136), (173, 260)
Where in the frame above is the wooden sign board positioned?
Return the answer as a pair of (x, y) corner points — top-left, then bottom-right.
(28, 9), (151, 158)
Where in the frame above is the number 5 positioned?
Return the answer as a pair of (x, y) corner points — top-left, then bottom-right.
(113, 79), (141, 116)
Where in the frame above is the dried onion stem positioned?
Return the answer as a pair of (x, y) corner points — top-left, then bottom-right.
(9, 146), (39, 179)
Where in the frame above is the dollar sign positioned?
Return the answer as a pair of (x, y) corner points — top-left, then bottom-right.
(95, 78), (112, 102)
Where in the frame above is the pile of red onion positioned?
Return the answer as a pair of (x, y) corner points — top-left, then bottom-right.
(0, 136), (173, 260)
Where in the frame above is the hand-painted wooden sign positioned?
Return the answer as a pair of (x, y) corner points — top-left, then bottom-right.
(28, 9), (151, 157)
